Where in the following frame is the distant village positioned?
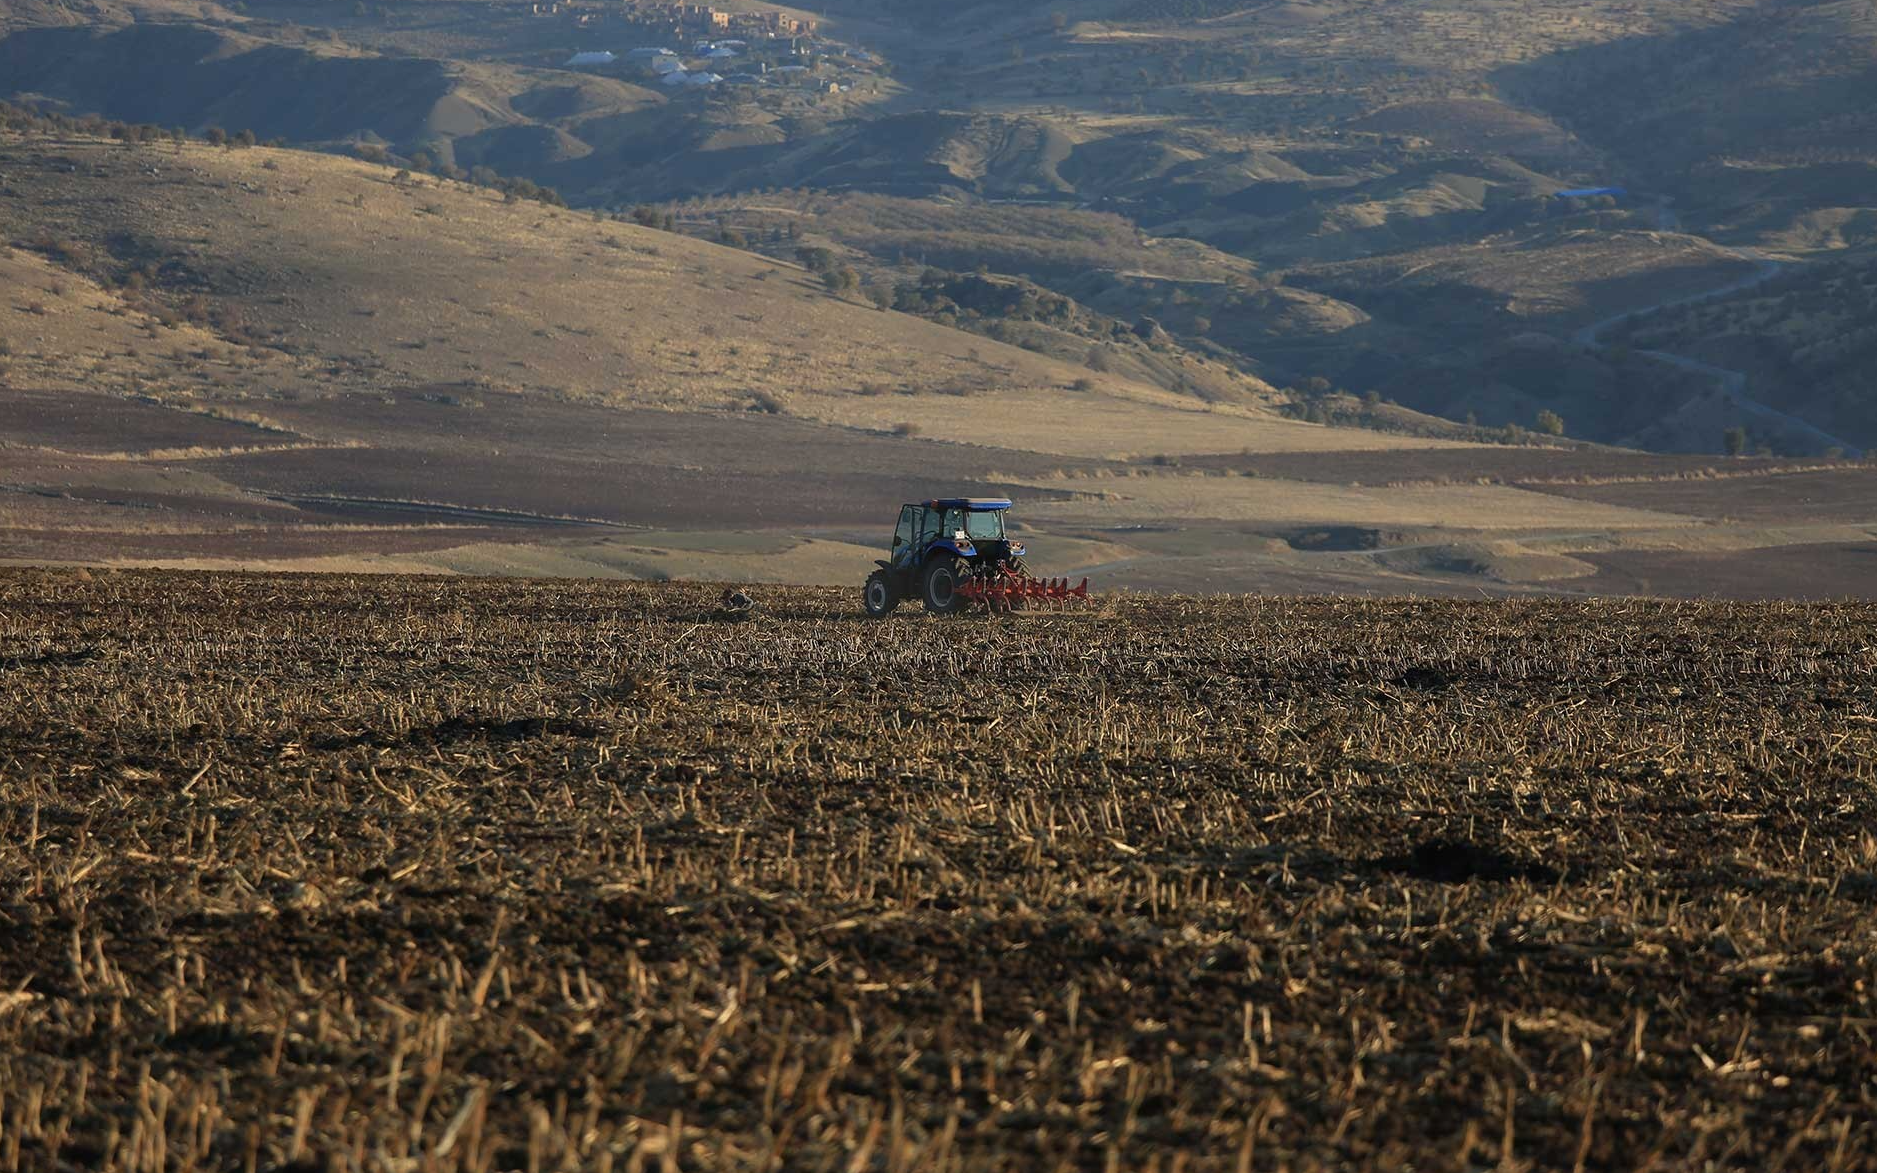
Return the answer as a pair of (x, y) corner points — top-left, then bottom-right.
(517, 0), (876, 94)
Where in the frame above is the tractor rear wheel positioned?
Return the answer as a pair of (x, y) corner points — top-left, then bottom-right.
(863, 570), (898, 617)
(921, 557), (967, 614)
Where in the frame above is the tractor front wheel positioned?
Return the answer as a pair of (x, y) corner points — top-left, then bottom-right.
(921, 557), (967, 615)
(863, 570), (899, 617)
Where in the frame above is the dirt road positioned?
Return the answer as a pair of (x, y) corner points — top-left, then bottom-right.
(1576, 249), (1863, 457)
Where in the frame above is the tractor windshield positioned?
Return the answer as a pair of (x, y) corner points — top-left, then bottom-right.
(965, 510), (1006, 541)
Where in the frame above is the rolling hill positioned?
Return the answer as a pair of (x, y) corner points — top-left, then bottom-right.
(6, 0), (1877, 594)
(7, 133), (1877, 597)
(5, 0), (1873, 446)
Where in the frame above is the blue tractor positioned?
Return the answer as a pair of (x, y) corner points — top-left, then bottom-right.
(863, 498), (1029, 616)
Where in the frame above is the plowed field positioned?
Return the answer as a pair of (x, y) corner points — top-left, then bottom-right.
(1, 570), (1874, 1170)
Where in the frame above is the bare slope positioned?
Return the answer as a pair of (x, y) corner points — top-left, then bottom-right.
(10, 133), (1877, 595)
(0, 135), (1287, 419)
(2, 133), (1478, 585)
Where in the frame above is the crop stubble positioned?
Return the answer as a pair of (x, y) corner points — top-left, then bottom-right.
(0, 570), (1874, 1170)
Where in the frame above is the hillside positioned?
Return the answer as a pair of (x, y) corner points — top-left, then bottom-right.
(3, 132), (1579, 590)
(7, 134), (1877, 595)
(1618, 252), (1877, 453)
(4, 0), (1875, 455)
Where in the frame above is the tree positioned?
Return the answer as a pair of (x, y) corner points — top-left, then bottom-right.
(1536, 409), (1565, 436)
(796, 246), (836, 273)
(204, 127), (227, 147)
(1723, 426), (1748, 456)
(232, 129), (256, 149)
(822, 267), (860, 294)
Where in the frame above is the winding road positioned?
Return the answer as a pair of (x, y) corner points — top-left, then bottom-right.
(1574, 239), (1863, 457)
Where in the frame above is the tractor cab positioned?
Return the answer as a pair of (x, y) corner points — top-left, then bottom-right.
(888, 500), (1022, 572)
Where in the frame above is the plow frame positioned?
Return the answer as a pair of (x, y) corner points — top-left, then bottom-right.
(956, 569), (1091, 613)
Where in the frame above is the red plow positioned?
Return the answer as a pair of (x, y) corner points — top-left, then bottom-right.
(956, 570), (1092, 612)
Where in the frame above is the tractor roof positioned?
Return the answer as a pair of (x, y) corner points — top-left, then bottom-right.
(922, 498), (1012, 511)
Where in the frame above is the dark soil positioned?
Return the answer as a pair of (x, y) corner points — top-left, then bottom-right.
(1, 570), (1874, 1171)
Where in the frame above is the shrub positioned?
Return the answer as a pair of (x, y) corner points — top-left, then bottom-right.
(892, 422), (921, 437)
(748, 391), (786, 414)
(1071, 377), (1095, 391)
(1536, 409), (1565, 437)
(1723, 426), (1747, 457)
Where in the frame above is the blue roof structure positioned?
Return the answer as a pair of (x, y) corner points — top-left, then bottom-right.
(922, 498), (1013, 511)
(1554, 186), (1627, 199)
